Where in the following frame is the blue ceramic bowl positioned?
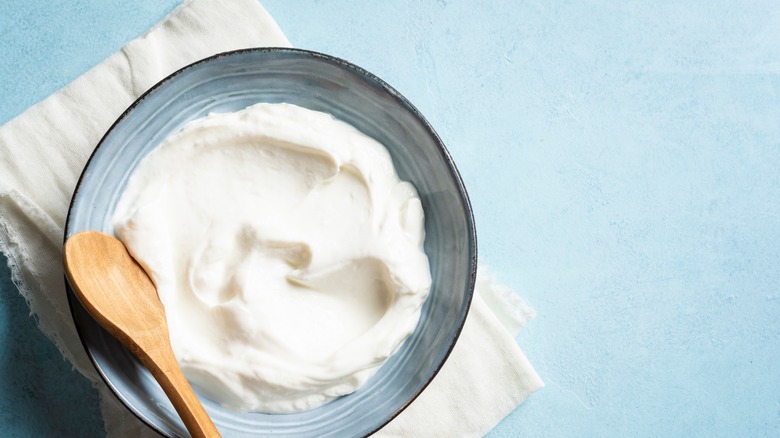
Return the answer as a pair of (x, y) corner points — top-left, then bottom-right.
(65, 48), (476, 437)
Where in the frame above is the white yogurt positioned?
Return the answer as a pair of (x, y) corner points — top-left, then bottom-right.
(113, 103), (431, 413)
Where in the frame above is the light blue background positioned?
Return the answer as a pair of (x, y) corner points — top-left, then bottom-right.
(1, 1), (779, 436)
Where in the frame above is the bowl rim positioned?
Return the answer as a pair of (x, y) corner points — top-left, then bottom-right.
(64, 47), (477, 437)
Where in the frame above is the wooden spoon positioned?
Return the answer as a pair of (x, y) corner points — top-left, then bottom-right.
(64, 230), (221, 438)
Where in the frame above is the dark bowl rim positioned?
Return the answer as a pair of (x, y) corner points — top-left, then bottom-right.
(64, 46), (477, 438)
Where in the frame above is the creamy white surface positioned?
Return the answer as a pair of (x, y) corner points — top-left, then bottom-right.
(113, 103), (431, 413)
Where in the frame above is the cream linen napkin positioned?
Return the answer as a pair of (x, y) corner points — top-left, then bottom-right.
(0, 0), (543, 436)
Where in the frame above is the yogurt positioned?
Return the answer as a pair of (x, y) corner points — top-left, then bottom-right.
(113, 103), (431, 413)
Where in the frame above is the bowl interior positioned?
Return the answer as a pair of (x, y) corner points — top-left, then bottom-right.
(66, 48), (475, 438)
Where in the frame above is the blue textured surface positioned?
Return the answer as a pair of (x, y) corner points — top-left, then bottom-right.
(1, 1), (779, 437)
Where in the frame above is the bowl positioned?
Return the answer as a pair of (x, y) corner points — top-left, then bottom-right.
(65, 48), (476, 437)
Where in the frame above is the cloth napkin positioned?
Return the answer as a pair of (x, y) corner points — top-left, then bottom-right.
(0, 0), (543, 436)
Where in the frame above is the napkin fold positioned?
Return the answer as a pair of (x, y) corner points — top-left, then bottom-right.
(0, 0), (542, 436)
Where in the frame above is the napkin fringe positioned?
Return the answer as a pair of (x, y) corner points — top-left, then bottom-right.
(0, 187), (96, 378)
(477, 266), (537, 336)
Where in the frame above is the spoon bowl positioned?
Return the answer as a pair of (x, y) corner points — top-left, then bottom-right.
(64, 230), (220, 438)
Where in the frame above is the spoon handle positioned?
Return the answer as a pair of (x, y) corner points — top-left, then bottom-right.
(136, 337), (221, 438)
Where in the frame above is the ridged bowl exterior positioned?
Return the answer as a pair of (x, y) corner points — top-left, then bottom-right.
(65, 48), (476, 437)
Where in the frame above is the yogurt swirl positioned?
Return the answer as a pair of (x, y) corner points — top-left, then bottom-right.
(113, 103), (431, 413)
